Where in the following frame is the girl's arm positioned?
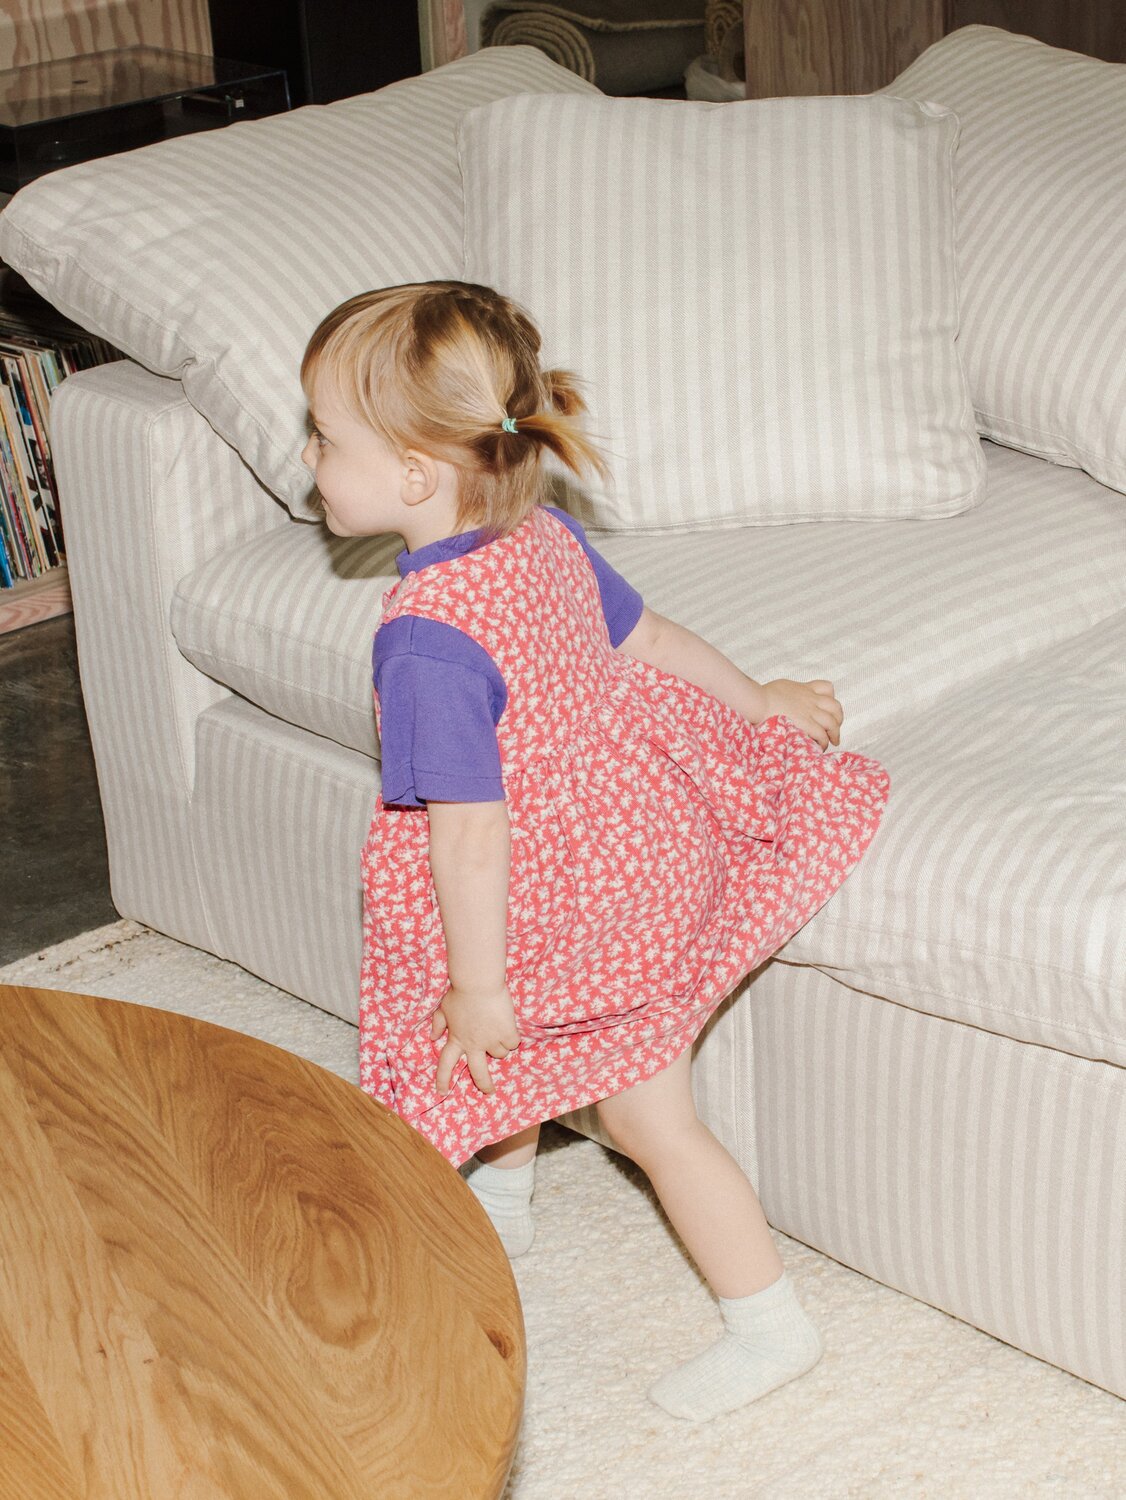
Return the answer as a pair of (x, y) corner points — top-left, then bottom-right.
(426, 798), (518, 1095)
(426, 799), (511, 991)
(619, 606), (772, 724)
(618, 606), (843, 748)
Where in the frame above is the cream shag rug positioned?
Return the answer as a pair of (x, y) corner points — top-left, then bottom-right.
(3, 921), (1124, 1498)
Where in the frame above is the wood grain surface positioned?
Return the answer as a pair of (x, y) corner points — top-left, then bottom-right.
(742, 0), (1121, 97)
(0, 984), (525, 1499)
(0, 566), (71, 635)
(744, 0), (946, 96)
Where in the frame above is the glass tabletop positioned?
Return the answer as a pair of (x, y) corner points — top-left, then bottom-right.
(0, 47), (282, 129)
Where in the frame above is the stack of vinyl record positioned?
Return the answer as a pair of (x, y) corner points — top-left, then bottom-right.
(480, 0), (706, 95)
(0, 306), (121, 588)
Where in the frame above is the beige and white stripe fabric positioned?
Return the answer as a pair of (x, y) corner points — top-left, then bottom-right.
(170, 441), (1126, 763)
(171, 528), (401, 762)
(751, 960), (1126, 1402)
(0, 46), (598, 519)
(191, 698), (376, 1016)
(458, 90), (986, 531)
(882, 24), (1126, 496)
(781, 606), (1126, 1066)
(49, 361), (290, 953)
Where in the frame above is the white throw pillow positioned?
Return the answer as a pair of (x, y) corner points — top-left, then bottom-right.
(883, 25), (1126, 496)
(0, 47), (599, 519)
(458, 91), (986, 532)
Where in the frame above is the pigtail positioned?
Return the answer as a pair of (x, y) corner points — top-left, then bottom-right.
(497, 368), (613, 489)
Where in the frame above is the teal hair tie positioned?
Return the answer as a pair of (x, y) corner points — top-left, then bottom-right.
(501, 416), (519, 433)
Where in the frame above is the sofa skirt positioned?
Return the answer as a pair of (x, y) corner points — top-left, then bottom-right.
(743, 959), (1126, 1403)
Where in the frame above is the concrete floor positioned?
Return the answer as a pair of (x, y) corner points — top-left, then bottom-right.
(0, 612), (119, 964)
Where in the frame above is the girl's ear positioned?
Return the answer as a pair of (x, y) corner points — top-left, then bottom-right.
(401, 449), (441, 502)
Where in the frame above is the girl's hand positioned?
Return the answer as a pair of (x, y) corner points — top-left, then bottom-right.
(429, 983), (521, 1097)
(761, 679), (843, 750)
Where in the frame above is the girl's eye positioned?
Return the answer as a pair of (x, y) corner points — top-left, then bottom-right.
(312, 428), (327, 448)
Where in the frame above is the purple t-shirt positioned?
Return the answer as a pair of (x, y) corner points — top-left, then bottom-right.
(374, 505), (644, 807)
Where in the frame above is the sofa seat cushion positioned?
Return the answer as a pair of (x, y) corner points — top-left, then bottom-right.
(781, 606), (1126, 1069)
(171, 440), (1126, 762)
(173, 528), (401, 762)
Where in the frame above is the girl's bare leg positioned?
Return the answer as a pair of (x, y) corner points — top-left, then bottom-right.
(476, 1121), (540, 1168)
(595, 1047), (781, 1297)
(595, 1045), (823, 1420)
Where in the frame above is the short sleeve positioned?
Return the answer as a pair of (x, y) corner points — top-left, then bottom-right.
(544, 505), (644, 647)
(375, 650), (505, 807)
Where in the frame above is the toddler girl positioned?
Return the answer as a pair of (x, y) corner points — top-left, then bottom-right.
(300, 280), (891, 1423)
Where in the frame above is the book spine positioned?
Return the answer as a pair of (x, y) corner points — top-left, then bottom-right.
(7, 352), (61, 565)
(0, 343), (35, 582)
(0, 424), (35, 581)
(24, 350), (64, 554)
(0, 375), (25, 577)
(0, 502), (13, 587)
(41, 348), (65, 393)
(0, 359), (46, 575)
(1, 355), (55, 570)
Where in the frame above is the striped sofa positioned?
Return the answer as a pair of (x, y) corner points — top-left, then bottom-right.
(2, 25), (1122, 1400)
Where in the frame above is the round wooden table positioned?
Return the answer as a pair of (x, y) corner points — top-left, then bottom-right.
(0, 984), (525, 1498)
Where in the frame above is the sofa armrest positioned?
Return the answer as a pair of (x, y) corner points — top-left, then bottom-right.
(50, 359), (293, 946)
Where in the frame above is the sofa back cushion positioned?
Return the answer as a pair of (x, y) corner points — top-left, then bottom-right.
(883, 24), (1126, 497)
(458, 91), (986, 532)
(0, 47), (599, 519)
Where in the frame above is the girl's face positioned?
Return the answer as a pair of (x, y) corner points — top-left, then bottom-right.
(300, 376), (407, 537)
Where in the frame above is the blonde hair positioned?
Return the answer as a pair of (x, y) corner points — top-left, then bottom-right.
(300, 280), (612, 544)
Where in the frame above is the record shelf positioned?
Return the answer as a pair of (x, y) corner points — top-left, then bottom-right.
(0, 261), (122, 635)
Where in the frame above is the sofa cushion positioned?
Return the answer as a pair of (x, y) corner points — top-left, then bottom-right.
(171, 441), (1126, 763)
(458, 90), (986, 532)
(0, 47), (598, 521)
(781, 607), (1126, 1069)
(883, 25), (1126, 497)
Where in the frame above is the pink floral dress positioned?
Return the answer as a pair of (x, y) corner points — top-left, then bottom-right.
(359, 505), (891, 1167)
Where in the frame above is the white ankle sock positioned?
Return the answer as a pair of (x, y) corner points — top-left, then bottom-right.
(463, 1155), (536, 1258)
(648, 1269), (824, 1422)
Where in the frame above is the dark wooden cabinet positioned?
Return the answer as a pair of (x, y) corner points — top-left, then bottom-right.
(951, 1), (1125, 64)
(207, 0), (422, 107)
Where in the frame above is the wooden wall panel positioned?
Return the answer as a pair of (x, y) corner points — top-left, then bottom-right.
(951, 1), (1126, 63)
(743, 0), (1123, 98)
(744, 0), (948, 97)
(0, 0), (212, 71)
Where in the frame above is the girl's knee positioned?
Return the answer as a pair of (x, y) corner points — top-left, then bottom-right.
(597, 1101), (700, 1167)
(594, 1052), (698, 1161)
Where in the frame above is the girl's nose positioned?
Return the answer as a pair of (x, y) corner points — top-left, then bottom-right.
(300, 436), (316, 470)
